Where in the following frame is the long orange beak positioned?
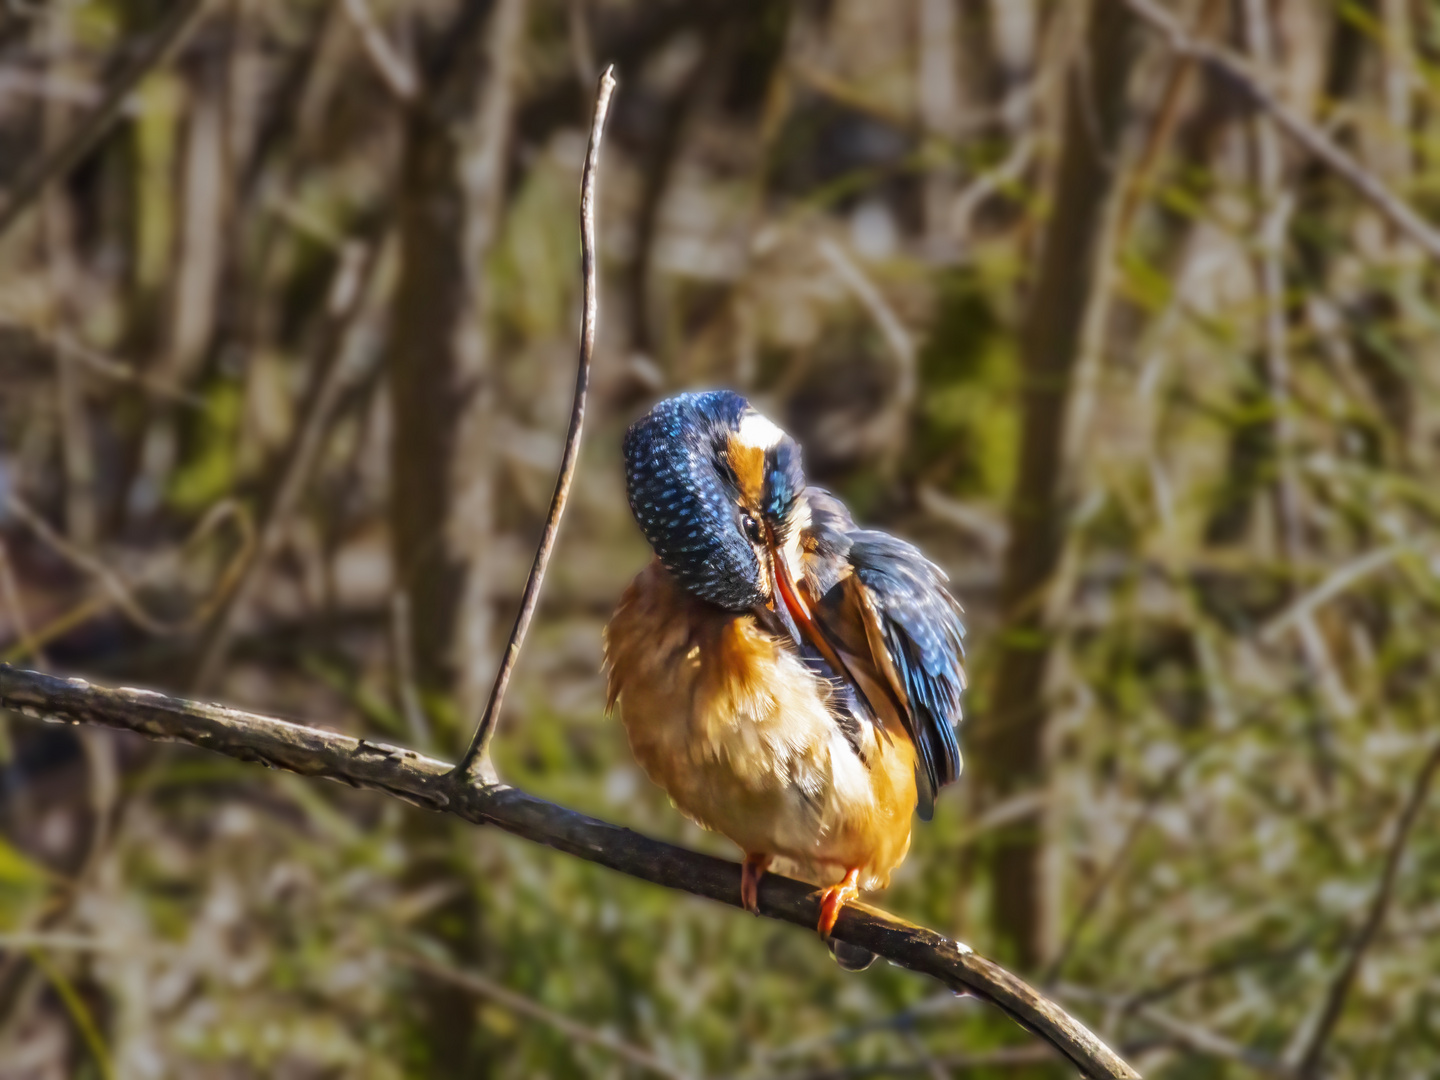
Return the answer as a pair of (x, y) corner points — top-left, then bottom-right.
(770, 544), (813, 633)
(764, 532), (886, 728)
(765, 535), (851, 683)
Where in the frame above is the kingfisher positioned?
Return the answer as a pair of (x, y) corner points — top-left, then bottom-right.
(604, 391), (965, 968)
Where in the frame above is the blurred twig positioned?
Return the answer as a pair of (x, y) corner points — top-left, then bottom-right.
(789, 59), (995, 139)
(1291, 739), (1440, 1078)
(1045, 676), (1310, 986)
(900, 1030), (948, 1080)
(1122, 0), (1440, 261)
(917, 487), (1008, 558)
(5, 495), (251, 638)
(398, 950), (695, 1080)
(26, 948), (113, 1080)
(339, 0), (418, 103)
(52, 332), (205, 408)
(817, 237), (916, 420)
(1132, 1001), (1293, 1077)
(765, 1044), (1054, 1079)
(1062, 984), (1294, 1076)
(193, 238), (380, 693)
(566, 0), (597, 88)
(1241, 0), (1299, 562)
(0, 0), (210, 240)
(1258, 543), (1411, 646)
(949, 136), (1034, 248)
(40, 12), (96, 551)
(1124, 933), (1323, 1014)
(1044, 753), (1191, 984)
(756, 989), (979, 1068)
(389, 589), (432, 748)
(0, 934), (115, 952)
(0, 664), (1141, 1080)
(1114, 0), (1223, 237)
(1238, 0), (1355, 728)
(453, 66), (617, 783)
(0, 541), (44, 665)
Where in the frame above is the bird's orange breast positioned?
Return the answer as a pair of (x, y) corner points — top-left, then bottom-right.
(603, 560), (917, 891)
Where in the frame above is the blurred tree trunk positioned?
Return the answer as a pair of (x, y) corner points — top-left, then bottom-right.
(388, 0), (526, 744)
(982, 0), (1137, 972)
(386, 1), (526, 1073)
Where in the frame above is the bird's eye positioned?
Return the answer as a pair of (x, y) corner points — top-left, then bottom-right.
(741, 514), (762, 543)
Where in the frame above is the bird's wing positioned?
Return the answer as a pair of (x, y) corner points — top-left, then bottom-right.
(802, 498), (966, 820)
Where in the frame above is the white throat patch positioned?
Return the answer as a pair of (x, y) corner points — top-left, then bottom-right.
(735, 410), (786, 452)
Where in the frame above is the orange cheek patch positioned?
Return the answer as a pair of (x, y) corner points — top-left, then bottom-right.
(725, 440), (767, 507)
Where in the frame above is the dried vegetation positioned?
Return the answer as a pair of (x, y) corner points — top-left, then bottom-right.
(0, 0), (1438, 1076)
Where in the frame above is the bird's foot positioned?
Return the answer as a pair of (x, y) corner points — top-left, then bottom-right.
(817, 868), (861, 938)
(741, 853), (772, 914)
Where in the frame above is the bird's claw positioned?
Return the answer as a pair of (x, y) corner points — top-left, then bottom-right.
(817, 868), (861, 938)
(741, 853), (771, 915)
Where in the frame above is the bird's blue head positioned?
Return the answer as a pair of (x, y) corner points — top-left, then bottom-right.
(623, 391), (807, 612)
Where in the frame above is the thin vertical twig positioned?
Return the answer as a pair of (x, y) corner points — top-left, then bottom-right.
(1291, 740), (1440, 1078)
(452, 66), (616, 785)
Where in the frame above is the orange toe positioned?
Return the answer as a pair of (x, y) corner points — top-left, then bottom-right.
(817, 868), (861, 938)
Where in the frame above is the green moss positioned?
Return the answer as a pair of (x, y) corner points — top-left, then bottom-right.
(167, 381), (241, 512)
(909, 268), (1019, 499)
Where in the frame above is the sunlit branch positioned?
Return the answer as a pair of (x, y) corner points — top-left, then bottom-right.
(0, 663), (1139, 1080)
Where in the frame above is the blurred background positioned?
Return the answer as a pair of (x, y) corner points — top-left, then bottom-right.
(0, 0), (1437, 1075)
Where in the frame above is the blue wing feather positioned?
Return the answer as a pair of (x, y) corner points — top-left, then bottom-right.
(801, 490), (966, 820)
(849, 531), (966, 819)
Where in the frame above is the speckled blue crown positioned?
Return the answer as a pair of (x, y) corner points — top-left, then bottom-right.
(623, 392), (767, 611)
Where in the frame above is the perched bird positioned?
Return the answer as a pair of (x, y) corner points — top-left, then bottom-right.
(604, 391), (965, 967)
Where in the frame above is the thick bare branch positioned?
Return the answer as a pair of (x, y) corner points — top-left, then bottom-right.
(0, 662), (1138, 1080)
